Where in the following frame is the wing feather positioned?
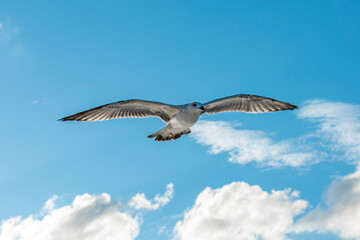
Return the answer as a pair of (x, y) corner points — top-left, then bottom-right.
(203, 94), (298, 114)
(59, 99), (180, 122)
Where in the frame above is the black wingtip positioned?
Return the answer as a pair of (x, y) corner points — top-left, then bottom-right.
(286, 103), (299, 110)
(58, 116), (74, 122)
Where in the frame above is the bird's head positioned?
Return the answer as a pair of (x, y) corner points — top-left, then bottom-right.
(186, 102), (205, 112)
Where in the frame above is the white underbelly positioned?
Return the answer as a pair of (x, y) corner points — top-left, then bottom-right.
(169, 111), (200, 130)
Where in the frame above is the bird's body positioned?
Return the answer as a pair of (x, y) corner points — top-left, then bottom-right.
(170, 104), (203, 129)
(147, 103), (203, 141)
(60, 94), (298, 141)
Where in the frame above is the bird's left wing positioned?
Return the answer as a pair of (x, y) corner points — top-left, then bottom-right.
(59, 99), (181, 122)
(202, 94), (298, 115)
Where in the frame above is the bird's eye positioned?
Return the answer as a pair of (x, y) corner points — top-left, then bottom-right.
(192, 103), (197, 107)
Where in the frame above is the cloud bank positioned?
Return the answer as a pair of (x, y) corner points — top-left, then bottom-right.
(4, 100), (360, 240)
(0, 193), (139, 240)
(174, 182), (308, 240)
(174, 167), (360, 240)
(0, 183), (174, 240)
(183, 100), (360, 240)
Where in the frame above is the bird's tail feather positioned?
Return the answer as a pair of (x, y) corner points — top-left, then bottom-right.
(147, 128), (191, 142)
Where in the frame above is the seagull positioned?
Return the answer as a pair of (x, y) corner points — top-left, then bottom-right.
(59, 94), (298, 141)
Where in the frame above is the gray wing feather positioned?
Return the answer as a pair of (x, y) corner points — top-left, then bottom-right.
(59, 99), (181, 122)
(203, 94), (298, 114)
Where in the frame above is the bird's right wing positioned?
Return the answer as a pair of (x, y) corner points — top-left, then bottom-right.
(203, 94), (298, 114)
(59, 99), (181, 122)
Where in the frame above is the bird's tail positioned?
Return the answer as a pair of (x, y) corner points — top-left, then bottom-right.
(147, 127), (191, 142)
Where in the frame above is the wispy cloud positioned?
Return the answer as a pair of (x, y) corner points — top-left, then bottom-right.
(158, 225), (166, 234)
(174, 182), (308, 240)
(295, 165), (360, 240)
(191, 100), (360, 168)
(0, 17), (23, 60)
(41, 195), (58, 213)
(31, 98), (49, 105)
(128, 183), (174, 210)
(299, 100), (360, 162)
(192, 121), (315, 167)
(0, 17), (19, 40)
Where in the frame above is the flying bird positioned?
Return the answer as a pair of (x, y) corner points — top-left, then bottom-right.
(59, 94), (298, 141)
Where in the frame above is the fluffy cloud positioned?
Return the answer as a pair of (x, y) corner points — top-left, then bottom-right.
(0, 183), (174, 240)
(128, 183), (174, 210)
(0, 193), (140, 240)
(191, 121), (314, 167)
(296, 165), (360, 239)
(174, 182), (308, 240)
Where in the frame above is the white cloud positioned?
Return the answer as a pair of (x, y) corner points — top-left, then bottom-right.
(128, 183), (174, 210)
(294, 101), (360, 239)
(0, 183), (174, 240)
(191, 100), (360, 168)
(191, 121), (314, 167)
(299, 100), (360, 162)
(0, 22), (3, 30)
(41, 195), (58, 213)
(174, 182), (308, 240)
(0, 193), (140, 240)
(189, 100), (360, 239)
(296, 165), (360, 240)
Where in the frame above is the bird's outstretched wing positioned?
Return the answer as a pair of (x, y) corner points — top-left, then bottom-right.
(59, 99), (181, 122)
(202, 94), (298, 114)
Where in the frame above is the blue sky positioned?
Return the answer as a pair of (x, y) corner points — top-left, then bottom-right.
(1, 1), (360, 240)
